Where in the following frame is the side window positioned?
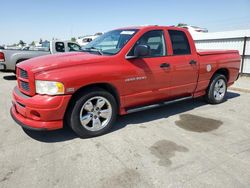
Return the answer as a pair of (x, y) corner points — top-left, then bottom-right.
(168, 30), (191, 55)
(68, 43), (81, 52)
(55, 42), (65, 52)
(128, 30), (166, 57)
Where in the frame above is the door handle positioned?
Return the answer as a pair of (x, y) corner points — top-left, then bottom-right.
(160, 63), (170, 68)
(189, 60), (197, 65)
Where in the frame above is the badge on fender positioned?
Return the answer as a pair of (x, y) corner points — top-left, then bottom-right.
(207, 64), (212, 72)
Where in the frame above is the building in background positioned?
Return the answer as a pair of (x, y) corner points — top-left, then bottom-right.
(192, 29), (250, 74)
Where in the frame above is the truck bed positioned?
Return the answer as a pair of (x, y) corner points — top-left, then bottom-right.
(197, 49), (239, 56)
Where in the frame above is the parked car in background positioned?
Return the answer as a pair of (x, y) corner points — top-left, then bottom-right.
(77, 34), (102, 46)
(0, 46), (4, 50)
(11, 25), (240, 137)
(21, 46), (30, 51)
(0, 40), (81, 72)
(179, 25), (208, 33)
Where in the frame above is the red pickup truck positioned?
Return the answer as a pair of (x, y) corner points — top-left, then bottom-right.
(11, 26), (240, 137)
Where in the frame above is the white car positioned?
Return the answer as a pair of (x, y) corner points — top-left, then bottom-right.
(180, 25), (208, 33)
(77, 35), (101, 46)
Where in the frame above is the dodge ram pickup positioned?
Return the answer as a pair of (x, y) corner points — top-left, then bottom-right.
(0, 40), (81, 72)
(10, 25), (241, 137)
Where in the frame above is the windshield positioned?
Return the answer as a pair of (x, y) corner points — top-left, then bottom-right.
(82, 29), (138, 55)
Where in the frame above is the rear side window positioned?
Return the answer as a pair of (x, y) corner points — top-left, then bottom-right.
(168, 30), (191, 55)
(55, 42), (65, 52)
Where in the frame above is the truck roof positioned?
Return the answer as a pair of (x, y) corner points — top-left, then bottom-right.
(116, 25), (186, 31)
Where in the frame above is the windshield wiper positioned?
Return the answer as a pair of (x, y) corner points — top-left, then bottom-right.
(82, 47), (103, 55)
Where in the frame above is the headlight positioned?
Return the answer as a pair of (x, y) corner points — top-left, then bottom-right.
(35, 80), (64, 95)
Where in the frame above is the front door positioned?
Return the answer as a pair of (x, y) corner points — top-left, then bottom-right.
(123, 30), (172, 108)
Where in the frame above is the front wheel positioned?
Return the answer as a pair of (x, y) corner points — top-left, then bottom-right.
(205, 74), (227, 104)
(67, 88), (118, 137)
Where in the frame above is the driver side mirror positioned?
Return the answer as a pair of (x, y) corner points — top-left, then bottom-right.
(134, 44), (150, 57)
(126, 44), (150, 59)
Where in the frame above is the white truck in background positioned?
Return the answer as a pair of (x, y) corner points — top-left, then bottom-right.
(0, 40), (81, 72)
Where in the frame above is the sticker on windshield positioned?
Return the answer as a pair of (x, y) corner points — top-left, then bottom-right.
(121, 31), (135, 35)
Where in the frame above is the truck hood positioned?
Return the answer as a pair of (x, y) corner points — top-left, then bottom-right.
(17, 52), (110, 73)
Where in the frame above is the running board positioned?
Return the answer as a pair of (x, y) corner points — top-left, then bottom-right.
(126, 96), (193, 114)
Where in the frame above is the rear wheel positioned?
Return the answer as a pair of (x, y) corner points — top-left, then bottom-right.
(67, 88), (117, 137)
(205, 74), (227, 104)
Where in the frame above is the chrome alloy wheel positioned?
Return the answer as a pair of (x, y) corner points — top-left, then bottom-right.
(213, 79), (226, 101)
(79, 96), (112, 132)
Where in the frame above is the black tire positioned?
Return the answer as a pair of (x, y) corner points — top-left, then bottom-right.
(205, 74), (227, 104)
(67, 88), (118, 138)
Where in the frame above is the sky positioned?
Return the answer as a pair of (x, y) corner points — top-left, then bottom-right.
(1, 0), (250, 45)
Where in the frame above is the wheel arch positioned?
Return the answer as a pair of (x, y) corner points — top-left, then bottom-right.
(63, 82), (121, 128)
(212, 68), (229, 82)
(16, 58), (28, 64)
(66, 82), (120, 110)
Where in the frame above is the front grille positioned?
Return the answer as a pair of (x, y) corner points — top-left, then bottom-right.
(20, 80), (30, 92)
(20, 69), (28, 79)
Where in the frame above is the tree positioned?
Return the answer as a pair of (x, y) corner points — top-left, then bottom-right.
(18, 40), (25, 47)
(71, 37), (76, 42)
(30, 41), (35, 46)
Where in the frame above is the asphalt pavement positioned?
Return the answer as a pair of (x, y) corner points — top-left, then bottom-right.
(1, 71), (250, 188)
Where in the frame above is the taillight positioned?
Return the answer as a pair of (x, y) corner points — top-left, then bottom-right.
(0, 52), (5, 62)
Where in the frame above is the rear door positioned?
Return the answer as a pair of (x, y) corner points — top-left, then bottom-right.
(166, 29), (199, 98)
